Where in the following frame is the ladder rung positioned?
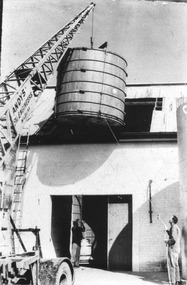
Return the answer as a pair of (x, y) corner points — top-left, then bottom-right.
(5, 183), (13, 187)
(15, 174), (25, 178)
(15, 178), (24, 182)
(16, 167), (25, 170)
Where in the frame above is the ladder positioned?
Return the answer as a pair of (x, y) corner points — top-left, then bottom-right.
(12, 132), (29, 228)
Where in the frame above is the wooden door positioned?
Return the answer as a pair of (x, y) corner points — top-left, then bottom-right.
(108, 195), (132, 271)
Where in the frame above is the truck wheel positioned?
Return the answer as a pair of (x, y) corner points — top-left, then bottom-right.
(55, 262), (73, 285)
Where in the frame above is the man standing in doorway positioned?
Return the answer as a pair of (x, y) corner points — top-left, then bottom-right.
(71, 219), (85, 267)
(165, 215), (181, 285)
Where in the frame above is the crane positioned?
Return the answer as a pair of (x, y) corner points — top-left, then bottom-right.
(0, 3), (95, 285)
(0, 2), (95, 167)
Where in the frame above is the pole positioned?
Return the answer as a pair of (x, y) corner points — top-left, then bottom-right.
(176, 97), (187, 280)
(10, 215), (27, 252)
(148, 180), (153, 223)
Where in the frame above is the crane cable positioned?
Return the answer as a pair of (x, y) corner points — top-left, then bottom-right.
(104, 117), (146, 191)
(90, 5), (95, 49)
(104, 118), (119, 144)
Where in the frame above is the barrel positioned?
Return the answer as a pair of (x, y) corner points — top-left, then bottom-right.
(56, 47), (127, 127)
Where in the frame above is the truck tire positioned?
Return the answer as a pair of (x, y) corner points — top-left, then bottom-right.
(55, 261), (73, 285)
(40, 259), (74, 285)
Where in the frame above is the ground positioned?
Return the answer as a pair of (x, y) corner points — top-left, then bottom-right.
(74, 267), (169, 285)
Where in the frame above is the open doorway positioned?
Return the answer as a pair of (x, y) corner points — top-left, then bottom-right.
(50, 195), (132, 271)
(82, 195), (108, 269)
(51, 196), (72, 258)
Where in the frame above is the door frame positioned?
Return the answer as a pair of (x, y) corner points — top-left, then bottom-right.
(107, 195), (133, 271)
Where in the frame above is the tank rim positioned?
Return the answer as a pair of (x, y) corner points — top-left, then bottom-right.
(70, 46), (128, 66)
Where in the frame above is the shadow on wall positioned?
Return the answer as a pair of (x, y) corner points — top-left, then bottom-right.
(109, 223), (132, 271)
(105, 182), (180, 272)
(181, 220), (187, 279)
(27, 144), (116, 186)
(133, 181), (180, 271)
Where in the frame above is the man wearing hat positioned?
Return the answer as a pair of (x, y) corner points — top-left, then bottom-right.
(71, 219), (85, 267)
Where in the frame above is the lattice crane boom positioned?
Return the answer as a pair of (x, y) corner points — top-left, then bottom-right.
(0, 2), (95, 168)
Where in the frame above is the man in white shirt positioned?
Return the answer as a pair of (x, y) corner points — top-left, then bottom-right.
(165, 215), (181, 285)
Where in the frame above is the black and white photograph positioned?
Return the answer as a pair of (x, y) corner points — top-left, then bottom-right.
(1, 0), (187, 284)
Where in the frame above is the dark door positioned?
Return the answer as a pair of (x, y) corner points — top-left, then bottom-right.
(108, 195), (132, 271)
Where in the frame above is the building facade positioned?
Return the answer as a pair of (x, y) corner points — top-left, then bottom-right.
(19, 137), (179, 272)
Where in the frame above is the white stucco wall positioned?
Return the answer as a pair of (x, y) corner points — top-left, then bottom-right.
(21, 141), (179, 271)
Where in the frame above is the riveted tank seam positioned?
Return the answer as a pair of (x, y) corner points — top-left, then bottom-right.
(60, 68), (127, 86)
(63, 58), (127, 76)
(71, 47), (128, 65)
(56, 100), (125, 115)
(57, 111), (125, 124)
(60, 80), (126, 96)
(57, 91), (126, 104)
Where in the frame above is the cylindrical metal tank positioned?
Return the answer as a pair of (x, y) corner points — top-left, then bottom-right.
(55, 47), (127, 127)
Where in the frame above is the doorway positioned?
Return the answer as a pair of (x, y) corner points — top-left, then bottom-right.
(51, 196), (72, 258)
(108, 195), (132, 271)
(82, 195), (108, 269)
(50, 195), (132, 271)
